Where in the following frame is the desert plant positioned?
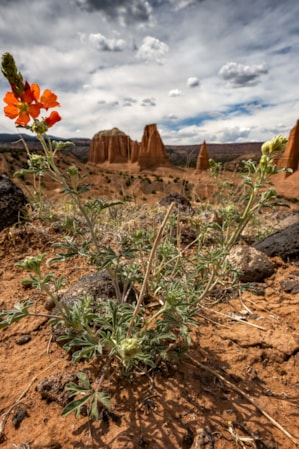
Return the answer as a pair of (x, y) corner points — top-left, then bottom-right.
(208, 136), (290, 247)
(0, 52), (289, 422)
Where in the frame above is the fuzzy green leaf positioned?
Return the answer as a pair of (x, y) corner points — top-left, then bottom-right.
(61, 394), (92, 418)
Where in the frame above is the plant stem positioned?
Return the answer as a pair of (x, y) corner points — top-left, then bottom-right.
(226, 166), (268, 247)
(127, 202), (175, 337)
(37, 134), (101, 254)
(95, 355), (113, 394)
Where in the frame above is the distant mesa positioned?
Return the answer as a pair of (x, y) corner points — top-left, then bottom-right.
(88, 127), (138, 165)
(88, 124), (172, 170)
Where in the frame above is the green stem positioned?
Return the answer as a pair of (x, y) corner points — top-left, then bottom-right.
(37, 134), (101, 254)
(192, 266), (217, 307)
(38, 282), (68, 320)
(226, 165), (268, 247)
(141, 304), (168, 334)
(126, 202), (175, 338)
(28, 312), (61, 319)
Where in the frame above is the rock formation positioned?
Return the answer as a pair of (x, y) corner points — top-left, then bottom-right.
(196, 140), (210, 171)
(88, 124), (171, 170)
(272, 119), (299, 199)
(88, 128), (139, 165)
(277, 120), (299, 172)
(131, 140), (140, 163)
(138, 124), (171, 169)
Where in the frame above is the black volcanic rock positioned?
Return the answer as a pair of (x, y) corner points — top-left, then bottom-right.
(159, 192), (194, 215)
(0, 175), (28, 231)
(253, 222), (299, 261)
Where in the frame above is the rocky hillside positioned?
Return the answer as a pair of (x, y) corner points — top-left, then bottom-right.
(0, 133), (263, 167)
(166, 142), (263, 167)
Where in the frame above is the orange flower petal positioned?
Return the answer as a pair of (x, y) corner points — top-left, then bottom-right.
(43, 111), (61, 127)
(31, 83), (41, 102)
(4, 104), (19, 119)
(40, 89), (60, 109)
(15, 113), (30, 126)
(28, 104), (41, 119)
(3, 91), (18, 106)
(21, 89), (34, 104)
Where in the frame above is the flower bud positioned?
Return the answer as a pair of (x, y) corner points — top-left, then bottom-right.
(261, 135), (287, 156)
(270, 135), (287, 154)
(119, 338), (140, 361)
(259, 154), (269, 168)
(1, 52), (25, 97)
(261, 141), (271, 155)
(31, 119), (49, 135)
(15, 253), (46, 273)
(29, 154), (47, 170)
(67, 165), (80, 176)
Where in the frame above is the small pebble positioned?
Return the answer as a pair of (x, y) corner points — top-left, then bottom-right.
(12, 406), (29, 428)
(44, 299), (56, 311)
(16, 334), (31, 345)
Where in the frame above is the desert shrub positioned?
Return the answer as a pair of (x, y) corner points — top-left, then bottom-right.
(0, 52), (290, 421)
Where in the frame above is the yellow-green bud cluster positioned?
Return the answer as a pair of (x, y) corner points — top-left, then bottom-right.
(119, 338), (140, 362)
(1, 52), (25, 96)
(67, 165), (80, 177)
(259, 154), (269, 168)
(31, 120), (49, 135)
(261, 135), (287, 156)
(223, 204), (238, 220)
(29, 154), (47, 170)
(15, 253), (46, 273)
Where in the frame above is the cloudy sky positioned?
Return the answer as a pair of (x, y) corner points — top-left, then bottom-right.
(0, 0), (298, 144)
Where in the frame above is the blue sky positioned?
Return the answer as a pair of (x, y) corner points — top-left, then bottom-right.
(0, 0), (298, 144)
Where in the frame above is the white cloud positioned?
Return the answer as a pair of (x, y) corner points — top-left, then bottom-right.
(0, 0), (298, 144)
(218, 62), (269, 87)
(168, 89), (182, 97)
(141, 97), (156, 107)
(79, 32), (126, 51)
(170, 0), (198, 10)
(187, 77), (199, 88)
(75, 0), (154, 26)
(165, 113), (178, 120)
(136, 36), (169, 64)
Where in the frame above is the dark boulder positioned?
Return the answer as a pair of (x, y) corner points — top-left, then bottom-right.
(0, 175), (28, 231)
(159, 192), (194, 215)
(253, 222), (299, 261)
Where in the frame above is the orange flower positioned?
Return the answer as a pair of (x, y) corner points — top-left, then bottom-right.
(3, 81), (61, 127)
(4, 89), (41, 126)
(43, 111), (61, 128)
(2, 54), (61, 129)
(40, 89), (60, 110)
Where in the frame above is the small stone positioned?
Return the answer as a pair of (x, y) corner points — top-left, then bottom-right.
(44, 299), (56, 311)
(280, 279), (299, 293)
(12, 406), (29, 428)
(36, 373), (76, 406)
(227, 245), (275, 282)
(16, 334), (31, 345)
(159, 192), (194, 215)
